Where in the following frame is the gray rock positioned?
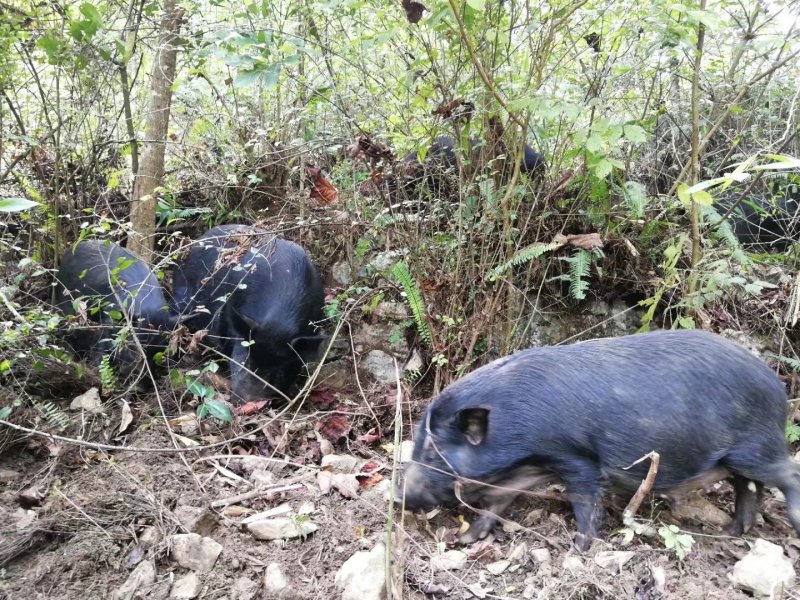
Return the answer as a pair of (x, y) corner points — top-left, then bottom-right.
(174, 505), (218, 536)
(527, 299), (641, 348)
(486, 559), (511, 575)
(321, 454), (361, 474)
(170, 572), (202, 599)
(594, 551), (635, 571)
(332, 260), (355, 287)
(316, 360), (351, 389)
(229, 575), (260, 600)
(263, 562), (292, 598)
(112, 560), (156, 600)
(247, 517), (318, 540)
(729, 539), (796, 598)
(70, 387), (103, 413)
(138, 526), (162, 549)
(404, 349), (423, 374)
(530, 548), (551, 564)
(170, 533), (222, 573)
(562, 555), (584, 575)
(430, 550), (468, 572)
(353, 323), (409, 357)
(335, 543), (387, 600)
(361, 350), (397, 383)
(364, 250), (405, 275)
(375, 301), (409, 321)
(669, 494), (731, 528)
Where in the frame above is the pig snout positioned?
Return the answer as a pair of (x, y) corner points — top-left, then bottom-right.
(394, 463), (443, 512)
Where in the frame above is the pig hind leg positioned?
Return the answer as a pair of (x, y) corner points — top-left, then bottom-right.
(726, 476), (762, 536)
(560, 460), (605, 552)
(723, 445), (800, 536)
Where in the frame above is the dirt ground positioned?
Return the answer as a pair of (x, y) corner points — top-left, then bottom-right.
(1, 354), (799, 600)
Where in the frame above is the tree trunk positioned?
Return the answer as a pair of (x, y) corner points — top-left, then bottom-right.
(128, 0), (183, 262)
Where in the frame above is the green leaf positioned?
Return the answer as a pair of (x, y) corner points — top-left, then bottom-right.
(0, 406), (11, 420)
(465, 0), (485, 10)
(0, 198), (39, 213)
(623, 124), (647, 143)
(186, 379), (215, 399)
(658, 525), (694, 560)
(36, 36), (63, 64)
(692, 190), (714, 206)
(197, 399), (233, 423)
(79, 3), (103, 27)
(677, 183), (691, 205)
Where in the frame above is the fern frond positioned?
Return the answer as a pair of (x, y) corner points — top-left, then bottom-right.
(489, 242), (561, 281)
(99, 355), (117, 394)
(391, 261), (433, 347)
(565, 248), (591, 300)
(32, 399), (72, 430)
(770, 353), (800, 373)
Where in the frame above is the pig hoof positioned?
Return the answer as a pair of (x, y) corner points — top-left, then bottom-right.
(459, 517), (494, 544)
(573, 532), (593, 552)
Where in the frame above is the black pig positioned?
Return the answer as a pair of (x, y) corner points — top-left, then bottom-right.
(55, 239), (177, 373)
(399, 330), (800, 550)
(172, 224), (326, 402)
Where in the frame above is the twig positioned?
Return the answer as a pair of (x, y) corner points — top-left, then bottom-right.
(210, 472), (315, 508)
(622, 451), (661, 524)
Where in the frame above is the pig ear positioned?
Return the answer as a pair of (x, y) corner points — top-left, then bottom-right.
(457, 408), (489, 446)
(231, 306), (259, 333)
(291, 335), (328, 358)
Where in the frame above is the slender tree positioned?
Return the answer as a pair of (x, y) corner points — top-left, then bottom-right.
(128, 0), (183, 261)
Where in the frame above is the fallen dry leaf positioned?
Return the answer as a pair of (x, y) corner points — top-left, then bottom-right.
(317, 470), (332, 494)
(552, 232), (604, 250)
(357, 472), (384, 490)
(236, 400), (269, 416)
(118, 400), (133, 435)
(331, 473), (360, 498)
(318, 414), (351, 443)
(432, 99), (474, 122)
(307, 166), (338, 205)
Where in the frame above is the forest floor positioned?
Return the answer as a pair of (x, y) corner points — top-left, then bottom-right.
(1, 354), (799, 600)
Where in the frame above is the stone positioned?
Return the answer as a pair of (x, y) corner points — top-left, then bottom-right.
(352, 323), (408, 356)
(316, 360), (351, 389)
(361, 350), (397, 383)
(364, 250), (405, 275)
(562, 555), (584, 575)
(112, 560), (156, 600)
(170, 572), (202, 599)
(506, 542), (528, 563)
(229, 576), (259, 600)
(332, 260), (355, 287)
(138, 526), (162, 549)
(70, 387), (103, 413)
(321, 454), (360, 474)
(404, 349), (423, 374)
(430, 550), (468, 572)
(263, 562), (291, 598)
(669, 494), (731, 528)
(247, 517), (318, 540)
(375, 301), (409, 321)
(334, 543), (386, 600)
(531, 548), (551, 564)
(729, 539), (796, 598)
(170, 533), (222, 573)
(249, 469), (275, 487)
(594, 551), (636, 571)
(486, 560), (511, 575)
(174, 505), (218, 536)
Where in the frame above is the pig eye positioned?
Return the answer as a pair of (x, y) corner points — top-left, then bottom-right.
(456, 408), (489, 445)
